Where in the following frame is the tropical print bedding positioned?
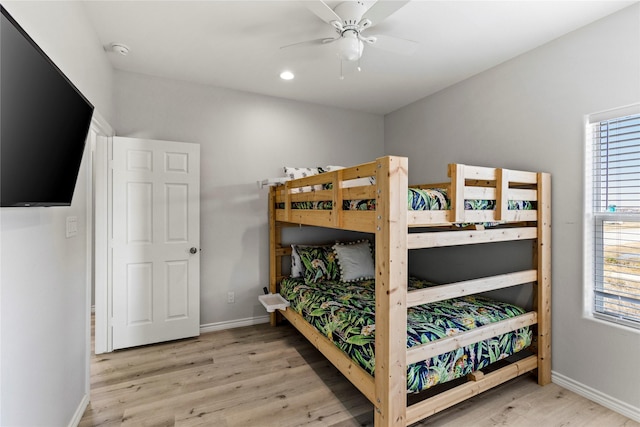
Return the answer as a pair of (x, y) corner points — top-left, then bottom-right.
(278, 187), (534, 212)
(280, 276), (532, 393)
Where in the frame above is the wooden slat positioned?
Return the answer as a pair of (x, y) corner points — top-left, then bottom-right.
(535, 172), (552, 385)
(455, 210), (497, 223)
(279, 308), (376, 403)
(343, 186), (376, 200)
(510, 188), (538, 201)
(461, 209), (538, 223)
(405, 355), (538, 424)
(461, 166), (537, 186)
(275, 209), (376, 232)
(465, 186), (497, 200)
(509, 169), (538, 184)
(407, 227), (538, 249)
(275, 210), (333, 227)
(286, 190), (332, 203)
(408, 210), (451, 226)
(447, 187), (537, 205)
(413, 182), (451, 190)
(374, 156), (408, 427)
(342, 161), (377, 181)
(463, 165), (498, 181)
(503, 210), (538, 222)
(285, 172), (332, 190)
(407, 270), (538, 307)
(407, 209), (537, 227)
(342, 211), (376, 233)
(406, 312), (537, 365)
(282, 186), (377, 203)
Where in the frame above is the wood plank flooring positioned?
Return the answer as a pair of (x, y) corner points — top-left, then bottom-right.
(80, 323), (638, 427)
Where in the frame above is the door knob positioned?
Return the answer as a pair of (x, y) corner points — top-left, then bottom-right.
(189, 247), (198, 254)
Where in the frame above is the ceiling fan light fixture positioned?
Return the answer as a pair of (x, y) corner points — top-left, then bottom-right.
(337, 31), (363, 62)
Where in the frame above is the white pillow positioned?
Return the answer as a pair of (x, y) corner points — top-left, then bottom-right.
(324, 165), (375, 188)
(332, 240), (375, 282)
(290, 244), (304, 278)
(283, 167), (322, 193)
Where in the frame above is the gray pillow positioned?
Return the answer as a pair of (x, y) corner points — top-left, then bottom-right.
(332, 240), (374, 282)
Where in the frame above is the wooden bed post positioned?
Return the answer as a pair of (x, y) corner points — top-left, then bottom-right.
(269, 186), (280, 326)
(448, 164), (465, 223)
(535, 172), (552, 385)
(374, 156), (408, 427)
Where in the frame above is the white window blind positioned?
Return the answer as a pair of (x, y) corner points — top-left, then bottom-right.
(590, 112), (640, 328)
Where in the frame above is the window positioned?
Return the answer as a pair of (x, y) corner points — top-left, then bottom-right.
(587, 106), (640, 329)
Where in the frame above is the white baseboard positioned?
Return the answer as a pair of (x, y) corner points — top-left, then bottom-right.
(68, 393), (90, 427)
(200, 315), (270, 334)
(552, 371), (640, 422)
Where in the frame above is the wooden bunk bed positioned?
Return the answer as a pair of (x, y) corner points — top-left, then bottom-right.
(268, 156), (551, 426)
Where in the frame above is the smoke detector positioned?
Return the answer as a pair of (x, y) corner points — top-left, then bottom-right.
(108, 43), (130, 56)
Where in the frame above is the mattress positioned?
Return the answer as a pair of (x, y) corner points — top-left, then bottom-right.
(279, 276), (532, 393)
(279, 187), (534, 212)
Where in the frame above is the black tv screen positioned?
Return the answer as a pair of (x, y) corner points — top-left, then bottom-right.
(1, 5), (94, 207)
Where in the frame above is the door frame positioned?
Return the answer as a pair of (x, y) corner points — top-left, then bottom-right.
(91, 114), (114, 354)
(93, 134), (201, 353)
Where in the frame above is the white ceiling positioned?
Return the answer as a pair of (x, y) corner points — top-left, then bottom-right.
(83, 1), (635, 115)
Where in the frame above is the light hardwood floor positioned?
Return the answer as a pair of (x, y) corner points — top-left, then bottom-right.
(80, 323), (638, 427)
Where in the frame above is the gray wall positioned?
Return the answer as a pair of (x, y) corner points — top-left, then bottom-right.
(113, 70), (384, 327)
(385, 3), (640, 415)
(0, 2), (114, 425)
(2, 1), (637, 424)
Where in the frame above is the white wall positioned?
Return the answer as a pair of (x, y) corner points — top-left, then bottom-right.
(113, 70), (384, 327)
(385, 3), (640, 418)
(0, 2), (114, 425)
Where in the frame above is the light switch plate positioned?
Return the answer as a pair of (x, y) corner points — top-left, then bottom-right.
(66, 216), (78, 238)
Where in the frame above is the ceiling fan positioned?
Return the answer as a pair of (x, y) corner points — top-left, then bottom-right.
(282, 1), (418, 75)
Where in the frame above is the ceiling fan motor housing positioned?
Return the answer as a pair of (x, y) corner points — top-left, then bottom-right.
(334, 1), (367, 31)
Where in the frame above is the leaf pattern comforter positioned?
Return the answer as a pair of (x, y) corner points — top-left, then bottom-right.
(281, 187), (534, 212)
(280, 277), (532, 393)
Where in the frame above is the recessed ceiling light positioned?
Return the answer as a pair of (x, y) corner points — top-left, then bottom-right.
(280, 70), (294, 80)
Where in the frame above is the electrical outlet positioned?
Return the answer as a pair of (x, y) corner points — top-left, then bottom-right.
(227, 291), (235, 303)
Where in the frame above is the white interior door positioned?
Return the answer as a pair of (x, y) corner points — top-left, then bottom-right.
(112, 137), (200, 350)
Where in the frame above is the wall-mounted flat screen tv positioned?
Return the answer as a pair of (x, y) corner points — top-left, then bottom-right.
(1, 5), (94, 207)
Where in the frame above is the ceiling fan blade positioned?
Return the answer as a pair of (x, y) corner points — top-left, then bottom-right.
(307, 0), (342, 25)
(361, 1), (410, 27)
(367, 34), (418, 55)
(280, 37), (338, 50)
